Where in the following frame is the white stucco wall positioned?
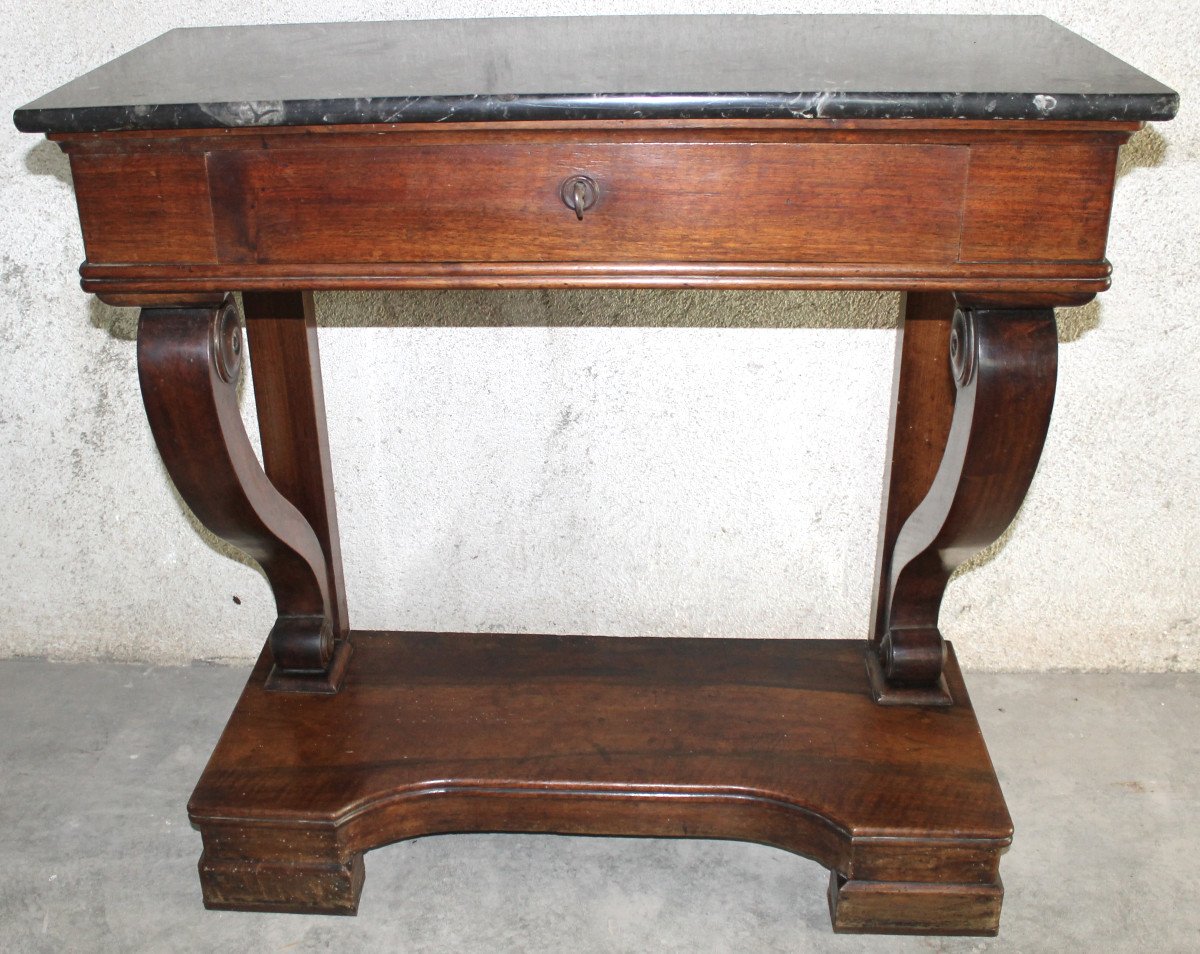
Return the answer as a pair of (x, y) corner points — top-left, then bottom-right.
(2, 1), (1196, 670)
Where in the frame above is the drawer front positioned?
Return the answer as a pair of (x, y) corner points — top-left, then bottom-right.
(207, 143), (968, 266)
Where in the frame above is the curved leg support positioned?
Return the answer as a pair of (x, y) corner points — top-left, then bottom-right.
(242, 291), (349, 641)
(869, 305), (1058, 705)
(137, 296), (350, 692)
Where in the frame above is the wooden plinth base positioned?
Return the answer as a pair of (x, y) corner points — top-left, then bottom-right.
(189, 632), (1012, 935)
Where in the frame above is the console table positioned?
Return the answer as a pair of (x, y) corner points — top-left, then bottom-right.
(15, 14), (1177, 936)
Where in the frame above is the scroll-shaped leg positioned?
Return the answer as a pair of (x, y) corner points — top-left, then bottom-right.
(868, 303), (1058, 705)
(137, 296), (351, 692)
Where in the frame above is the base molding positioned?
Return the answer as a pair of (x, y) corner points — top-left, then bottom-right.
(189, 632), (1012, 933)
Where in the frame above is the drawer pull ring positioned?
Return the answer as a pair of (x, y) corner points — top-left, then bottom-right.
(560, 174), (598, 220)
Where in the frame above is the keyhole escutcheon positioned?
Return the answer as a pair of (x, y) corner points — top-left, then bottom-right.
(559, 174), (599, 220)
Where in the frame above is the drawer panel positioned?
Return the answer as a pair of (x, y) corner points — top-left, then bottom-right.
(208, 143), (968, 265)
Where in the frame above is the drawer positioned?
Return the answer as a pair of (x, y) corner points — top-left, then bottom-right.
(205, 142), (968, 266)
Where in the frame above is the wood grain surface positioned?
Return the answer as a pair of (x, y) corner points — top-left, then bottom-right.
(190, 631), (1012, 934)
(207, 142), (967, 264)
(56, 120), (1134, 301)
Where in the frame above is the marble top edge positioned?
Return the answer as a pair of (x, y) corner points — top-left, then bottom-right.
(14, 14), (1179, 134)
(14, 92), (1181, 134)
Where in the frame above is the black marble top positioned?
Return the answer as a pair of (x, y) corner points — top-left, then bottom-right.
(14, 15), (1178, 134)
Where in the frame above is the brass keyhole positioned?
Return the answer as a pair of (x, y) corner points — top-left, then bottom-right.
(560, 174), (599, 220)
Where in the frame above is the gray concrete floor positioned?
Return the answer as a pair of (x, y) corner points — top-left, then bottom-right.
(0, 659), (1196, 953)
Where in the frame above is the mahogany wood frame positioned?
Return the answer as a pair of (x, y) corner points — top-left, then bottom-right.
(47, 116), (1136, 935)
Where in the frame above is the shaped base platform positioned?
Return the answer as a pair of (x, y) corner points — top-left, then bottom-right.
(189, 632), (1012, 935)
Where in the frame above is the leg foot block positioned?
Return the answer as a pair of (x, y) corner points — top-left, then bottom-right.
(264, 636), (353, 694)
(865, 644), (953, 706)
(828, 872), (1003, 936)
(199, 852), (364, 915)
